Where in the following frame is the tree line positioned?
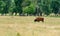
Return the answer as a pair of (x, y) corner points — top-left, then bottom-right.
(0, 0), (60, 16)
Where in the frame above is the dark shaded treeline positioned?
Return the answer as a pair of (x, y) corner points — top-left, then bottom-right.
(0, 0), (60, 16)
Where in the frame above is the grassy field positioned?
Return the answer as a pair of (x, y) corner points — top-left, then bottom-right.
(0, 16), (60, 36)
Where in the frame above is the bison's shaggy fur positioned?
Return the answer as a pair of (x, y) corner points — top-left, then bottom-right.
(34, 17), (44, 22)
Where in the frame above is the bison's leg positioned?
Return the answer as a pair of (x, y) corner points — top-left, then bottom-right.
(42, 20), (44, 22)
(38, 21), (40, 22)
(42, 19), (44, 22)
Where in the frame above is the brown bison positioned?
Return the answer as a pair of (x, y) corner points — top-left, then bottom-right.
(34, 17), (44, 22)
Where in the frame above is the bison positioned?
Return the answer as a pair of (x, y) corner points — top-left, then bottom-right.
(34, 17), (44, 22)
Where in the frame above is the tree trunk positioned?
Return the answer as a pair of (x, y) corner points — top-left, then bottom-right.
(1, 13), (4, 16)
(15, 13), (17, 16)
(40, 12), (42, 16)
(27, 13), (28, 16)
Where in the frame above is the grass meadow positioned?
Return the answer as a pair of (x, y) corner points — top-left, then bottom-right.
(0, 16), (60, 36)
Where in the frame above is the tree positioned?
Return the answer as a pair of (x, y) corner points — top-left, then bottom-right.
(51, 1), (60, 16)
(0, 1), (3, 14)
(22, 0), (31, 7)
(23, 4), (35, 16)
(0, 0), (6, 15)
(41, 0), (51, 16)
(1, 0), (12, 16)
(42, 5), (51, 16)
(14, 0), (24, 16)
(9, 1), (16, 16)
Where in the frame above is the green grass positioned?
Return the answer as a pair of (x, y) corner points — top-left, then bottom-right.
(0, 16), (60, 36)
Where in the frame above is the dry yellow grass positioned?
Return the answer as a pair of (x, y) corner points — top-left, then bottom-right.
(0, 16), (60, 36)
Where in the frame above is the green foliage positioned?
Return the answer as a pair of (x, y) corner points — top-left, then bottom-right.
(14, 0), (23, 15)
(25, 0), (31, 6)
(50, 1), (60, 15)
(0, 0), (60, 16)
(0, 1), (3, 12)
(23, 4), (35, 14)
(0, 1), (7, 15)
(0, 1), (6, 12)
(42, 5), (51, 16)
